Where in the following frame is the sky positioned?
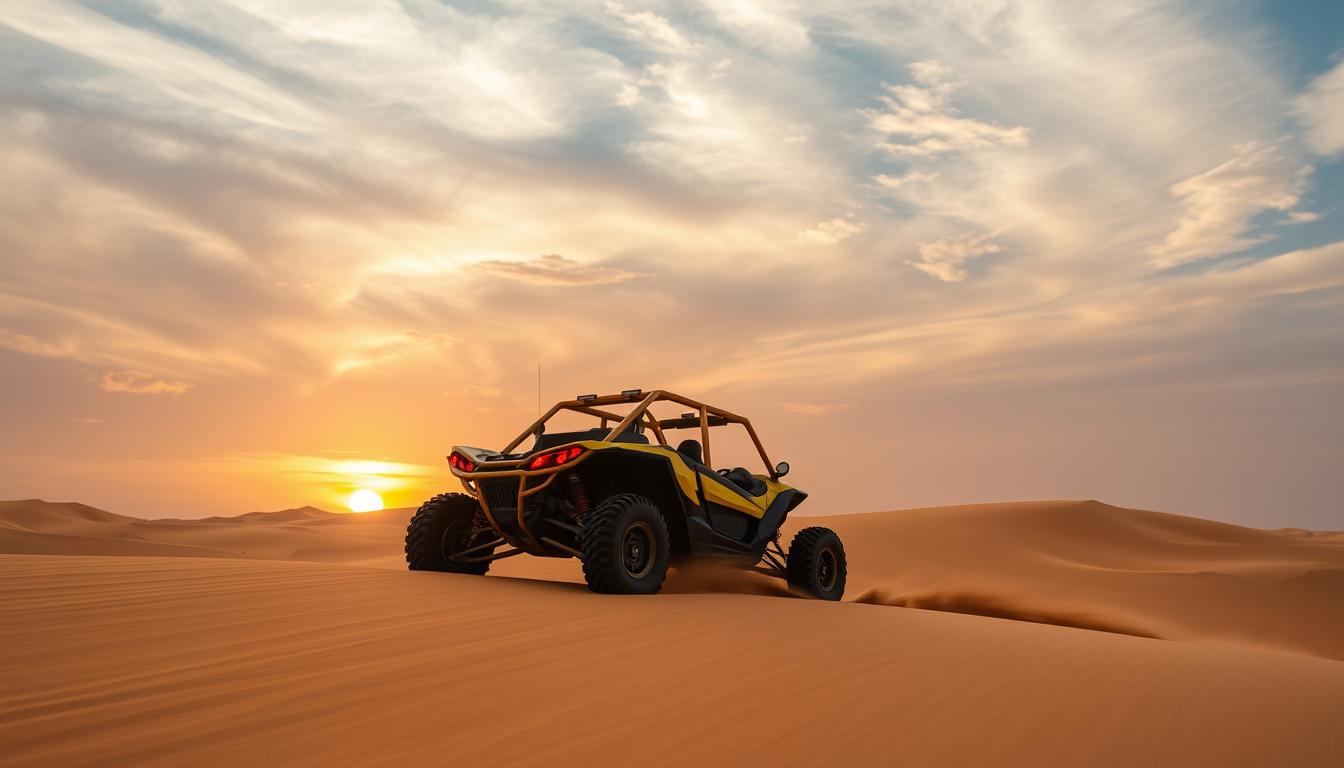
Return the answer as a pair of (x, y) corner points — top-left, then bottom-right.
(1, 0), (1342, 528)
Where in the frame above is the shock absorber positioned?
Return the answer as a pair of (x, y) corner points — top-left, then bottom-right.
(567, 474), (591, 520)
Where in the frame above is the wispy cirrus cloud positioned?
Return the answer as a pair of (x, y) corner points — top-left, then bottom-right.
(100, 370), (193, 395)
(470, 254), (643, 286)
(1296, 58), (1344, 156)
(1148, 142), (1312, 267)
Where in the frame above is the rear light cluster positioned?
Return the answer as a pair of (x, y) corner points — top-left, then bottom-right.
(527, 445), (585, 470)
(448, 452), (476, 472)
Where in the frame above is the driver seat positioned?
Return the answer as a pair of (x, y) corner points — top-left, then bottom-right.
(724, 467), (767, 497)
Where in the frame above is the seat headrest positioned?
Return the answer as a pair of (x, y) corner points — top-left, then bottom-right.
(675, 439), (702, 464)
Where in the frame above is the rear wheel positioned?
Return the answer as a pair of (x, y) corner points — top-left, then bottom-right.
(405, 493), (494, 574)
(786, 526), (846, 600)
(580, 493), (670, 594)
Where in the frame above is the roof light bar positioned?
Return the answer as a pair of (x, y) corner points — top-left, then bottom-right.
(577, 394), (597, 402)
(621, 389), (642, 398)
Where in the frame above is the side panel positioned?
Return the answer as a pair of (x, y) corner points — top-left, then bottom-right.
(584, 442), (701, 501)
(697, 472), (783, 520)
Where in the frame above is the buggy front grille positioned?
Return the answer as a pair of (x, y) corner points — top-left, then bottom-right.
(479, 477), (521, 512)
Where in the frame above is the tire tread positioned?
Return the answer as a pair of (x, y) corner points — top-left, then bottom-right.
(786, 525), (846, 600)
(580, 493), (668, 594)
(405, 493), (491, 575)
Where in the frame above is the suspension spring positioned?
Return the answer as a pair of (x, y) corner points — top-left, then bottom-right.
(568, 474), (591, 520)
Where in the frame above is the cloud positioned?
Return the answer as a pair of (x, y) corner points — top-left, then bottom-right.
(0, 328), (68, 358)
(470, 254), (643, 286)
(866, 61), (1029, 157)
(616, 83), (641, 107)
(100, 370), (193, 395)
(0, 0), (1335, 403)
(605, 2), (693, 52)
(1296, 59), (1344, 156)
(908, 233), (1002, 282)
(1147, 142), (1312, 267)
(795, 217), (864, 245)
(708, 240), (1344, 392)
(874, 171), (937, 190)
(704, 2), (810, 52)
(777, 401), (853, 416)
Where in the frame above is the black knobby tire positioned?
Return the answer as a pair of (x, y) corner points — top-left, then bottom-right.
(405, 493), (494, 574)
(786, 526), (846, 600)
(580, 493), (670, 595)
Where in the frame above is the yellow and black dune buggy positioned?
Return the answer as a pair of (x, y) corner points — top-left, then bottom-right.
(405, 389), (846, 599)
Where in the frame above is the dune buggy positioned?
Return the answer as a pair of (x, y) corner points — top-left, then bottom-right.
(405, 389), (846, 599)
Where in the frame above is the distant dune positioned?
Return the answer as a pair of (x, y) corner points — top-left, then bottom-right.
(1, 498), (1342, 765)
(0, 499), (403, 562)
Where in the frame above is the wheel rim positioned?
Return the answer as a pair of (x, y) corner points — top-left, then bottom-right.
(817, 547), (838, 592)
(622, 521), (655, 579)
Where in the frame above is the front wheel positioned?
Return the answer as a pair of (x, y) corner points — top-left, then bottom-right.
(786, 526), (846, 600)
(405, 493), (494, 574)
(580, 493), (670, 594)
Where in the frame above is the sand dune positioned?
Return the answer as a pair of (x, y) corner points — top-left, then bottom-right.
(0, 499), (402, 562)
(4, 497), (1340, 660)
(1, 553), (1341, 767)
(829, 500), (1344, 661)
(2, 497), (1342, 765)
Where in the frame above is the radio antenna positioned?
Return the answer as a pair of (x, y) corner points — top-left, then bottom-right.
(537, 363), (541, 416)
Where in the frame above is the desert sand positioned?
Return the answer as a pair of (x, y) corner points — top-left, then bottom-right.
(2, 498), (1342, 766)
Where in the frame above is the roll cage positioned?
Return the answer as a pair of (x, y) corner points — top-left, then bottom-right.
(502, 389), (779, 477)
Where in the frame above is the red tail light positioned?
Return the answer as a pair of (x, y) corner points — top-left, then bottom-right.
(527, 445), (585, 470)
(448, 452), (476, 472)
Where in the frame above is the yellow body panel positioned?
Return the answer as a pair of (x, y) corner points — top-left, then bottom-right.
(698, 475), (763, 518)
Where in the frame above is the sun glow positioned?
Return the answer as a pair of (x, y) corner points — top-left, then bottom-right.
(348, 489), (384, 513)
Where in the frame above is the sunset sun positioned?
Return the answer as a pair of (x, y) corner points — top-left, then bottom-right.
(348, 489), (383, 513)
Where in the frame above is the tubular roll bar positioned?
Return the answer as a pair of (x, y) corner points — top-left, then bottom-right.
(500, 389), (775, 476)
